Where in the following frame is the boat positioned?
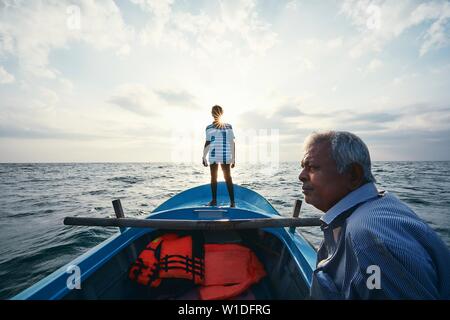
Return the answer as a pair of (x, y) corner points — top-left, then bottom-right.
(12, 182), (318, 300)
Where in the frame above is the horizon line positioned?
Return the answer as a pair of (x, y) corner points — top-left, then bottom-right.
(1, 160), (450, 164)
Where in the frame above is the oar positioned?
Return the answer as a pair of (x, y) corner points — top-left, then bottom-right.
(63, 216), (322, 230)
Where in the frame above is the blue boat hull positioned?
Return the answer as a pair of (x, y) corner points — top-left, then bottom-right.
(12, 183), (317, 300)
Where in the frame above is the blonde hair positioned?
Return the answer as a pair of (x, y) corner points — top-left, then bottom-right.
(211, 105), (224, 128)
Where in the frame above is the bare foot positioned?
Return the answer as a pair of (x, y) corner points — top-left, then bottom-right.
(207, 200), (217, 206)
(230, 202), (235, 208)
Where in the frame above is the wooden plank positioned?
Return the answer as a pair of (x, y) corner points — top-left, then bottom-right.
(64, 216), (322, 230)
(112, 199), (125, 218)
(292, 200), (302, 218)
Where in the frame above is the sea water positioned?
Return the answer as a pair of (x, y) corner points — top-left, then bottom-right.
(0, 162), (449, 299)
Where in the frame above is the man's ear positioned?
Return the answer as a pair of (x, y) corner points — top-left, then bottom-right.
(348, 163), (365, 190)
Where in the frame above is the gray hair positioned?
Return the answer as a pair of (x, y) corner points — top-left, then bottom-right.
(303, 131), (376, 182)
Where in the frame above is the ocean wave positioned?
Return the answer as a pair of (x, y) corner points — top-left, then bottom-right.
(82, 189), (108, 196)
(107, 176), (144, 184)
(404, 198), (431, 206)
(1, 161), (449, 299)
(6, 210), (36, 218)
(25, 178), (56, 183)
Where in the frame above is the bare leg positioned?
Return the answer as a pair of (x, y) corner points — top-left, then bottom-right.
(221, 164), (235, 207)
(208, 163), (218, 206)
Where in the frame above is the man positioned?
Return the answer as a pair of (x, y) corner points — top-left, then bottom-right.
(299, 131), (450, 299)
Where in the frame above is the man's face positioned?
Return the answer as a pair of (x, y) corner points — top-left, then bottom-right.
(299, 141), (352, 212)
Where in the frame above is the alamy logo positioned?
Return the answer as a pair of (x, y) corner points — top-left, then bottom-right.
(66, 265), (81, 290)
(66, 5), (81, 30)
(366, 4), (381, 30)
(170, 128), (280, 174)
(366, 265), (381, 290)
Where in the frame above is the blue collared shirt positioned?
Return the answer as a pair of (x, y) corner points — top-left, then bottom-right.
(310, 182), (450, 299)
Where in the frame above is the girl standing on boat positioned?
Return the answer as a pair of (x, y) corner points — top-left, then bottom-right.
(202, 105), (236, 207)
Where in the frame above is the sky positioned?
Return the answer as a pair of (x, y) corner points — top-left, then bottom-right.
(0, 0), (450, 163)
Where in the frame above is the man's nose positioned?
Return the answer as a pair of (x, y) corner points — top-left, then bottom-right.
(299, 168), (308, 183)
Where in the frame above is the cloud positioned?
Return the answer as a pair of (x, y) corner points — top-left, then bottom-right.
(236, 103), (320, 134)
(297, 58), (315, 71)
(414, 1), (450, 56)
(237, 111), (284, 131)
(347, 111), (399, 123)
(0, 1), (448, 162)
(327, 37), (344, 49)
(364, 127), (450, 158)
(341, 0), (450, 57)
(274, 104), (305, 118)
(342, 0), (415, 58)
(0, 0), (133, 79)
(154, 89), (197, 108)
(108, 84), (156, 116)
(367, 58), (383, 72)
(30, 88), (60, 110)
(134, 0), (277, 59)
(108, 84), (201, 116)
(129, 0), (173, 20)
(0, 65), (14, 84)
(0, 123), (102, 140)
(285, 1), (299, 11)
(333, 104), (450, 135)
(219, 0), (278, 55)
(371, 127), (450, 140)
(237, 97), (450, 143)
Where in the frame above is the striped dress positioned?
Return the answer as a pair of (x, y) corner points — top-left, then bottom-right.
(205, 123), (235, 164)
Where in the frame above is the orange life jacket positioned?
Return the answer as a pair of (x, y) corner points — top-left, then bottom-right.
(158, 235), (204, 285)
(129, 233), (204, 287)
(129, 234), (266, 300)
(199, 243), (266, 300)
(128, 233), (179, 287)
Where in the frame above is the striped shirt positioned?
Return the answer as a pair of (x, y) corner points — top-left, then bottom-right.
(310, 182), (450, 299)
(205, 123), (235, 164)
